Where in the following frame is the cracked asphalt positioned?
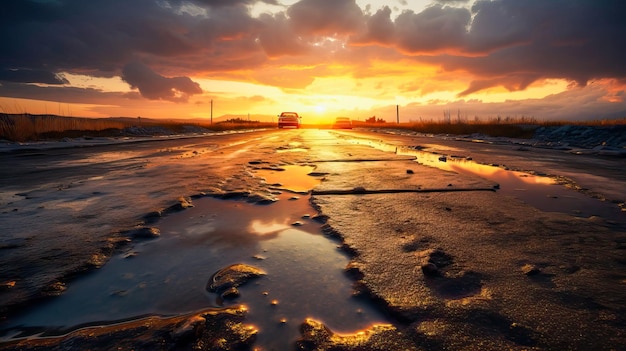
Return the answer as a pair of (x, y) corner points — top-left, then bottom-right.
(1, 128), (625, 350)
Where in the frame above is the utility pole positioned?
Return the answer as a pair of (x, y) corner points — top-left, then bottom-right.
(210, 99), (213, 124)
(396, 105), (399, 124)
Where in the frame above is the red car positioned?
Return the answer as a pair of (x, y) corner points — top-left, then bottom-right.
(278, 112), (301, 128)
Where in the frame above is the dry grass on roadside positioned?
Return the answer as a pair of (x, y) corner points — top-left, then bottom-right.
(377, 122), (537, 138)
(351, 120), (538, 138)
(537, 118), (626, 127)
(2, 113), (623, 142)
(352, 117), (625, 139)
(0, 114), (133, 141)
(189, 121), (276, 131)
(0, 113), (276, 142)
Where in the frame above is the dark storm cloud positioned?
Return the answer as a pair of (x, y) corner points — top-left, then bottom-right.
(121, 62), (202, 102)
(394, 5), (471, 53)
(350, 0), (626, 94)
(423, 1), (625, 93)
(0, 81), (130, 105)
(173, 0), (279, 6)
(355, 6), (395, 45)
(0, 69), (69, 85)
(257, 13), (309, 57)
(435, 0), (470, 4)
(457, 0), (626, 93)
(287, 0), (364, 35)
(0, 0), (196, 76)
(1, 0), (626, 102)
(0, 0), (261, 79)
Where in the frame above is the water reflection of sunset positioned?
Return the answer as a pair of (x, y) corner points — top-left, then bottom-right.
(447, 161), (556, 186)
(255, 165), (320, 193)
(248, 220), (290, 235)
(397, 147), (556, 187)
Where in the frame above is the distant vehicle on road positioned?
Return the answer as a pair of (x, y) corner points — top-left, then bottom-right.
(332, 117), (352, 129)
(278, 112), (301, 129)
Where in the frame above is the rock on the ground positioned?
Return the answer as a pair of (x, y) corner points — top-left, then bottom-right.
(125, 227), (160, 239)
(296, 318), (421, 351)
(0, 307), (256, 351)
(207, 263), (265, 300)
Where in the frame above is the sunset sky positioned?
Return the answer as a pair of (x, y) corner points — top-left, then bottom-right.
(1, 0), (625, 123)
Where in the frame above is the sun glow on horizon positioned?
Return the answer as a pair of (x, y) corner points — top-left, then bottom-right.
(0, 72), (610, 122)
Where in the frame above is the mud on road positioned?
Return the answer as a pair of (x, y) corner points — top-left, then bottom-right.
(1, 129), (625, 350)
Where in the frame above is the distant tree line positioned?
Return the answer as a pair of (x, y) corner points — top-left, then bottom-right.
(221, 117), (259, 124)
(364, 116), (386, 123)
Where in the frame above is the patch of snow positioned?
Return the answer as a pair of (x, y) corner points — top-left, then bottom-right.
(376, 125), (626, 157)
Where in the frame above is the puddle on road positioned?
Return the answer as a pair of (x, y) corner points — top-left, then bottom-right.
(1, 167), (388, 350)
(398, 147), (624, 219)
(346, 138), (622, 219)
(256, 165), (321, 193)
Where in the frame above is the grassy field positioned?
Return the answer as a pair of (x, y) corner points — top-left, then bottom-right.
(1, 113), (624, 142)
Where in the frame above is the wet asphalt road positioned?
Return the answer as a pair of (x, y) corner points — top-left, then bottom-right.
(2, 128), (623, 205)
(352, 129), (626, 205)
(1, 128), (625, 350)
